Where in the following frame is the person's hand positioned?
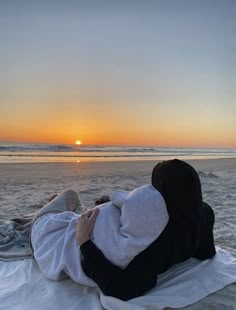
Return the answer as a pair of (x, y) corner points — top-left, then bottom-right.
(76, 208), (100, 246)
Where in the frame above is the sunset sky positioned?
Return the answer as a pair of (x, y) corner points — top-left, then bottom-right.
(0, 1), (235, 147)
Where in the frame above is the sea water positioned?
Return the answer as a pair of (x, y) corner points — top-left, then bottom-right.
(0, 142), (235, 163)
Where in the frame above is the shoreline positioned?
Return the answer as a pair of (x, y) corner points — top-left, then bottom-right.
(0, 143), (235, 164)
(0, 156), (236, 165)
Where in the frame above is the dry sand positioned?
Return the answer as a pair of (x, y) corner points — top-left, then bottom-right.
(0, 158), (236, 309)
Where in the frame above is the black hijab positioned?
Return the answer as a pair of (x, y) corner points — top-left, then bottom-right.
(151, 159), (202, 228)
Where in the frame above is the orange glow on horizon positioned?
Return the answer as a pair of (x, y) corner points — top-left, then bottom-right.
(0, 133), (235, 149)
(0, 119), (235, 149)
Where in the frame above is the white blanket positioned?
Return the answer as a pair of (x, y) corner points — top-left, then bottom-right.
(31, 185), (169, 286)
(0, 248), (236, 310)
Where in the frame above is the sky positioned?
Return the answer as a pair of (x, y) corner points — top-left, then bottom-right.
(0, 0), (235, 147)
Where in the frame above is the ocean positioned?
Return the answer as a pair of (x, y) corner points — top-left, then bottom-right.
(0, 142), (235, 163)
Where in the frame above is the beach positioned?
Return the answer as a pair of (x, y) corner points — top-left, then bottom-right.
(0, 158), (236, 309)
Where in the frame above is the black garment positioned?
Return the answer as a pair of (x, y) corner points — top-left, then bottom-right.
(80, 201), (216, 301)
(151, 159), (203, 229)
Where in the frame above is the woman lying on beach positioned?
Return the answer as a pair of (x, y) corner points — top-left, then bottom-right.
(76, 159), (216, 300)
(31, 159), (216, 300)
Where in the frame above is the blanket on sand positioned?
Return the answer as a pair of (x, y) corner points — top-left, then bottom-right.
(0, 215), (33, 261)
(0, 248), (236, 310)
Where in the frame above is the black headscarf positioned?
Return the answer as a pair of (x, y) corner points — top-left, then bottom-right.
(151, 159), (202, 229)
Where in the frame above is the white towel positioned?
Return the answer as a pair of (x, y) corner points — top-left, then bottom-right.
(31, 185), (169, 286)
(92, 184), (169, 267)
(101, 247), (236, 309)
(0, 248), (236, 310)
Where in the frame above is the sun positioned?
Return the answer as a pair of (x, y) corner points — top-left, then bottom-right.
(75, 140), (82, 145)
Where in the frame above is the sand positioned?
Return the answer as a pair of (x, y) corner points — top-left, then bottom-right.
(0, 158), (236, 309)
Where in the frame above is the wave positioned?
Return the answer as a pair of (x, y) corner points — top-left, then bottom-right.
(1, 143), (235, 154)
(0, 144), (164, 154)
(0, 144), (74, 152)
